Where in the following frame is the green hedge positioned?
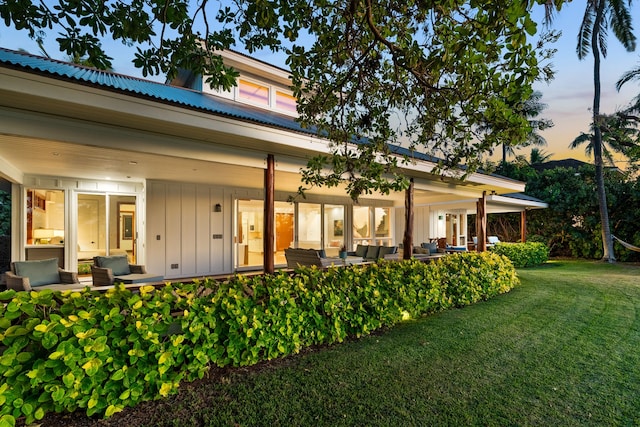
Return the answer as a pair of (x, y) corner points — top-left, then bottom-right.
(0, 252), (518, 425)
(490, 242), (549, 267)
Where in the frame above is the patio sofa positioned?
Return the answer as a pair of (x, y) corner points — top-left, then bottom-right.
(349, 244), (398, 261)
(409, 242), (445, 260)
(284, 248), (345, 268)
(91, 255), (164, 287)
(5, 258), (81, 292)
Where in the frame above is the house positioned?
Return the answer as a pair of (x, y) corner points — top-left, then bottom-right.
(0, 47), (546, 280)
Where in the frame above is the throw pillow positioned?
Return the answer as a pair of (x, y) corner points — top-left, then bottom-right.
(365, 245), (380, 259)
(96, 255), (131, 276)
(355, 244), (368, 257)
(14, 258), (60, 287)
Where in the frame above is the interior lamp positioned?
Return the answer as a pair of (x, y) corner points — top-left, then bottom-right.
(32, 228), (53, 244)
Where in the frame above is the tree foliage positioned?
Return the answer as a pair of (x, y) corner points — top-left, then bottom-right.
(489, 161), (640, 262)
(276, 1), (562, 197)
(2, 0), (565, 199)
(0, 190), (9, 236)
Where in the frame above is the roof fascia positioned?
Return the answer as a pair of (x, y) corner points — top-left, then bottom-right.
(487, 194), (548, 209)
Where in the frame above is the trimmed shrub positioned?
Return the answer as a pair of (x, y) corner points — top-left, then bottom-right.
(0, 252), (517, 424)
(490, 242), (549, 267)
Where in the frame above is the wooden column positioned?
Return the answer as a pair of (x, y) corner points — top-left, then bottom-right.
(264, 154), (275, 274)
(476, 191), (487, 252)
(520, 210), (527, 243)
(403, 178), (414, 260)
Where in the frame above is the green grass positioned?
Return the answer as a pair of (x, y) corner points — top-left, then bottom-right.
(48, 260), (640, 426)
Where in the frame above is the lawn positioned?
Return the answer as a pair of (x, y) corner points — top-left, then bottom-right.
(41, 260), (640, 427)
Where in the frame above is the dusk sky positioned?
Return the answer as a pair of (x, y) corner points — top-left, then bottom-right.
(2, 2), (640, 169)
(530, 1), (640, 167)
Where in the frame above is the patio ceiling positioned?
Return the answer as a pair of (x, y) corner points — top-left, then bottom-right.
(0, 135), (428, 202)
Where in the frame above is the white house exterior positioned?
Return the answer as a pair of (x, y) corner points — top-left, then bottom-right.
(0, 48), (545, 280)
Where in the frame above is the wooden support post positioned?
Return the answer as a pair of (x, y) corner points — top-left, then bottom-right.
(403, 178), (414, 260)
(476, 191), (487, 252)
(264, 154), (275, 274)
(520, 210), (527, 243)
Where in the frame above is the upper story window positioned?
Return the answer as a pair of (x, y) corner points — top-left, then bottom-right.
(239, 79), (270, 106)
(275, 91), (297, 114)
(204, 76), (298, 116)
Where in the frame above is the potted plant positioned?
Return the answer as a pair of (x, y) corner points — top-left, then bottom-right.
(339, 244), (348, 259)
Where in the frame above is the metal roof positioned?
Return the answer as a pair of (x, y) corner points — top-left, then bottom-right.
(0, 47), (454, 165)
(0, 47), (311, 135)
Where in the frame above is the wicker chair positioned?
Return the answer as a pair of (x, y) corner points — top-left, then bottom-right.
(91, 255), (163, 287)
(6, 258), (79, 291)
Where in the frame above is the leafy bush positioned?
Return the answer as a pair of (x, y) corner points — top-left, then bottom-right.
(0, 252), (517, 424)
(490, 242), (549, 267)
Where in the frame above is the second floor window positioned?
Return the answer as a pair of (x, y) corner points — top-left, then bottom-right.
(238, 79), (269, 106)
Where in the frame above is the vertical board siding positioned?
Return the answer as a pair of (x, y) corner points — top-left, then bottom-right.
(181, 184), (197, 276)
(196, 185), (212, 274)
(146, 182), (167, 276)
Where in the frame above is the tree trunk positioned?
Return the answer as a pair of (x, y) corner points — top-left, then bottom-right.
(264, 154), (275, 273)
(403, 178), (414, 260)
(476, 192), (487, 252)
(592, 0), (616, 262)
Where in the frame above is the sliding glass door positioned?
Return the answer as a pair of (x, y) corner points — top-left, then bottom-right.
(77, 193), (137, 274)
(236, 200), (294, 269)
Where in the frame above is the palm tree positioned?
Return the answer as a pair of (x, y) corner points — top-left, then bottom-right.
(576, 0), (636, 262)
(500, 91), (553, 163)
(570, 113), (640, 165)
(481, 90), (553, 164)
(527, 147), (553, 165)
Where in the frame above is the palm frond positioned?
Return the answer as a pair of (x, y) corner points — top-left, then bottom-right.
(608, 0), (637, 52)
(616, 64), (640, 91)
(526, 133), (548, 147)
(577, 4), (595, 59)
(599, 16), (609, 57)
(570, 132), (593, 149)
(602, 145), (616, 166)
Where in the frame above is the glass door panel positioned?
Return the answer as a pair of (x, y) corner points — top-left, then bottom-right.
(275, 201), (294, 265)
(110, 195), (137, 263)
(374, 207), (391, 246)
(236, 200), (263, 269)
(297, 203), (321, 249)
(353, 206), (371, 249)
(77, 194), (106, 275)
(77, 193), (137, 275)
(324, 204), (344, 256)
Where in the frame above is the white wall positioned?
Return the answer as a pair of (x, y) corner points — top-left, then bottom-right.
(394, 205), (434, 247)
(147, 181), (233, 279)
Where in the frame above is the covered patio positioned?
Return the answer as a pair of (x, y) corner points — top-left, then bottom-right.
(0, 47), (543, 280)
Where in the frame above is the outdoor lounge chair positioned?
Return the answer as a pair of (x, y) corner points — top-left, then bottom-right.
(5, 258), (80, 292)
(473, 236), (501, 249)
(91, 255), (163, 287)
(487, 236), (501, 247)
